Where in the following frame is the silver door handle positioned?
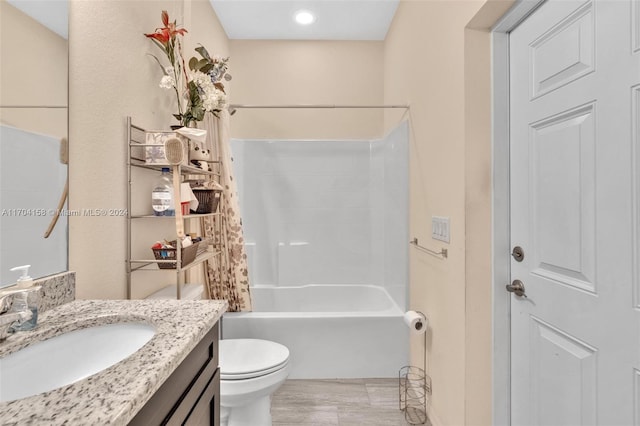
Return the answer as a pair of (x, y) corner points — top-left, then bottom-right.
(506, 280), (527, 297)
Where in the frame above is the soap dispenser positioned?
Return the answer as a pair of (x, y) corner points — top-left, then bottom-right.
(10, 265), (33, 288)
(9, 265), (40, 330)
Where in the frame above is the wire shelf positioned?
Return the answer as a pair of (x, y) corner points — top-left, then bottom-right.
(399, 366), (428, 425)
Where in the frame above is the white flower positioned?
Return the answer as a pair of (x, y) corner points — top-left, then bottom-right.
(159, 75), (175, 89)
(191, 71), (210, 87)
(190, 71), (226, 112)
(202, 89), (226, 111)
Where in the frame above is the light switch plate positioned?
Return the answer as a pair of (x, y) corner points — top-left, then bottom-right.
(432, 216), (450, 243)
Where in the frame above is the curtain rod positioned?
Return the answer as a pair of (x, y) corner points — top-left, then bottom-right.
(228, 104), (409, 109)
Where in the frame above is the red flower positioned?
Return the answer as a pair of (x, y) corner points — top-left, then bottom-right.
(145, 29), (171, 45)
(144, 10), (187, 46)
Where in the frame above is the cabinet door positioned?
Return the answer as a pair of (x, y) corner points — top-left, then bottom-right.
(184, 369), (220, 426)
(129, 324), (219, 426)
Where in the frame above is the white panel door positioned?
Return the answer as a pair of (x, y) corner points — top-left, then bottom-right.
(509, 0), (640, 424)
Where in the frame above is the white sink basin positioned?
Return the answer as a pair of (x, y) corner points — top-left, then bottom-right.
(0, 322), (155, 403)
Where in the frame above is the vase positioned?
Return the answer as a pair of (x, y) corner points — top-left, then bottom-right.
(170, 121), (197, 130)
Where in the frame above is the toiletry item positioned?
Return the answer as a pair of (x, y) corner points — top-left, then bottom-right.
(151, 168), (175, 216)
(7, 265), (39, 329)
(403, 311), (427, 335)
(164, 137), (185, 238)
(7, 288), (40, 331)
(9, 265), (33, 288)
(10, 265), (33, 289)
(181, 236), (193, 247)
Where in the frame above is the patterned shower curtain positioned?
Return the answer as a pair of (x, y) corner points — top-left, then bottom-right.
(201, 110), (252, 311)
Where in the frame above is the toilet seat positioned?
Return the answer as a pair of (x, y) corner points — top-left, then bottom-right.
(220, 339), (290, 381)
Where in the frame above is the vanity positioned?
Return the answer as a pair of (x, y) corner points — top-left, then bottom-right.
(0, 297), (227, 425)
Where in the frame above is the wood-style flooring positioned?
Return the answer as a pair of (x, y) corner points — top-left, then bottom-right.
(271, 379), (413, 426)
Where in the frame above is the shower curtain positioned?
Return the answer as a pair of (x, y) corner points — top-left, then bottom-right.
(201, 110), (252, 311)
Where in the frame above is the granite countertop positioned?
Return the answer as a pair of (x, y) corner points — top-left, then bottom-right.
(0, 299), (228, 425)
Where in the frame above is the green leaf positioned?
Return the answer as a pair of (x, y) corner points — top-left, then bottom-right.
(188, 57), (198, 71)
(199, 63), (213, 74)
(149, 38), (167, 53)
(147, 54), (168, 75)
(188, 80), (198, 93)
(193, 106), (205, 121)
(196, 59), (209, 71)
(195, 45), (211, 61)
(173, 114), (183, 121)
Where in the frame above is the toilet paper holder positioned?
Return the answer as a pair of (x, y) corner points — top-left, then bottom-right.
(399, 366), (427, 425)
(404, 310), (427, 335)
(399, 310), (430, 425)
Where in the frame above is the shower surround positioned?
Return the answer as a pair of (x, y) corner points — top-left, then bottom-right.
(0, 125), (67, 287)
(225, 122), (409, 378)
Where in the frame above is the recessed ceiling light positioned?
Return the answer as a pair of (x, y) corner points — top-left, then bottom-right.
(294, 10), (315, 25)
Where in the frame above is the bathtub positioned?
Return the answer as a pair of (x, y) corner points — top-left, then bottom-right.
(222, 285), (409, 379)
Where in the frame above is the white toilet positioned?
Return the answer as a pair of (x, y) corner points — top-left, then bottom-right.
(219, 339), (290, 426)
(145, 283), (205, 301)
(147, 285), (290, 425)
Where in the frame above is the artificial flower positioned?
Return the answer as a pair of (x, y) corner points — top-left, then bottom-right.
(159, 75), (175, 89)
(145, 11), (231, 127)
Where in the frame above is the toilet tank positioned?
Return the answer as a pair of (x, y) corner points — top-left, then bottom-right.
(146, 283), (204, 301)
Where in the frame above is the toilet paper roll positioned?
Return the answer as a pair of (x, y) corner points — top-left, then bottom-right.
(404, 311), (427, 335)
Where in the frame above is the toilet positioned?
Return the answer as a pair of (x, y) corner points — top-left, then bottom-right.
(147, 285), (290, 425)
(145, 283), (205, 301)
(219, 339), (290, 426)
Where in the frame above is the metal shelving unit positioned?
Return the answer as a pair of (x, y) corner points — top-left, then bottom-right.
(126, 117), (221, 300)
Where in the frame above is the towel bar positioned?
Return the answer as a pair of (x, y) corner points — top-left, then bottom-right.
(409, 238), (448, 259)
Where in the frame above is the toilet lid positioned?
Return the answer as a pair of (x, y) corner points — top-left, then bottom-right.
(220, 339), (290, 380)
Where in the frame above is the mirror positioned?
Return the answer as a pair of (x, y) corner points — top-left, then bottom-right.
(0, 0), (68, 288)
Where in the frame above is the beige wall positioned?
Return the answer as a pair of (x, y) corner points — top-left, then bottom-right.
(0, 0), (67, 137)
(229, 40), (384, 139)
(384, 1), (512, 424)
(185, 0), (230, 62)
(69, 0), (229, 299)
(384, 2), (480, 424)
(66, 0), (518, 422)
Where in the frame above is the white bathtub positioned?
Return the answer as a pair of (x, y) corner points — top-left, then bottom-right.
(222, 285), (409, 379)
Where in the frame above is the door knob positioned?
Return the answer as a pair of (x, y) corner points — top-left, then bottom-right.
(506, 280), (527, 297)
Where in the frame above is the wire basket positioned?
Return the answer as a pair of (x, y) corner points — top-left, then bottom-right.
(399, 366), (427, 425)
(191, 189), (222, 214)
(152, 240), (199, 269)
(196, 238), (211, 256)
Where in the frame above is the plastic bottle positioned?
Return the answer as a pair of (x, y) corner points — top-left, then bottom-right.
(152, 168), (175, 216)
(10, 265), (33, 289)
(8, 265), (39, 330)
(8, 290), (38, 331)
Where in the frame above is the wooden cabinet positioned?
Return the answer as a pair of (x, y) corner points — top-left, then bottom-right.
(129, 323), (220, 426)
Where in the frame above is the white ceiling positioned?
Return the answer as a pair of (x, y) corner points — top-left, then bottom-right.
(6, 0), (68, 39)
(210, 0), (400, 40)
(6, 0), (397, 42)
